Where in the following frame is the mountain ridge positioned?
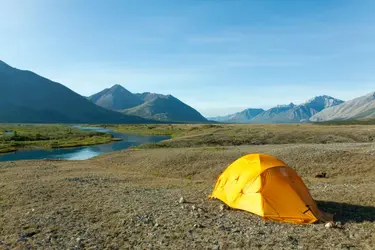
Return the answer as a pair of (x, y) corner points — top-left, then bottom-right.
(209, 95), (343, 123)
(88, 84), (143, 110)
(89, 85), (208, 122)
(310, 91), (375, 121)
(0, 60), (150, 124)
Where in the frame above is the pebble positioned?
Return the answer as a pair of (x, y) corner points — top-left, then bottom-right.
(325, 221), (334, 228)
(191, 205), (196, 210)
(179, 197), (185, 204)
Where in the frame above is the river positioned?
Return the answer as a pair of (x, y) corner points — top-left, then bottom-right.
(0, 126), (170, 162)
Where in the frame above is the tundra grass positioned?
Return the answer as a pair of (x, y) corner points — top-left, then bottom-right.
(102, 123), (375, 148)
(0, 142), (374, 249)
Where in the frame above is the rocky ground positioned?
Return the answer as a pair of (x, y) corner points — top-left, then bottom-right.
(1, 142), (374, 249)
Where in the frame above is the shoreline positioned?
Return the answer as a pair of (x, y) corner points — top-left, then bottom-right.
(0, 137), (122, 156)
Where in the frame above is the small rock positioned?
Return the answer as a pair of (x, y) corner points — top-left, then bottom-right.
(154, 223), (159, 228)
(191, 205), (196, 210)
(193, 224), (202, 228)
(180, 205), (185, 209)
(335, 221), (344, 229)
(219, 204), (225, 212)
(76, 237), (82, 242)
(179, 197), (185, 204)
(198, 208), (203, 213)
(325, 221), (334, 228)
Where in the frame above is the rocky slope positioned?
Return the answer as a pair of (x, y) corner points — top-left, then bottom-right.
(208, 108), (264, 123)
(122, 94), (208, 122)
(88, 85), (143, 110)
(210, 96), (343, 123)
(310, 91), (375, 121)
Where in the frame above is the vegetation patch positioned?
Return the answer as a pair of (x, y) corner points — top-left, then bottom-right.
(110, 123), (375, 149)
(0, 124), (116, 153)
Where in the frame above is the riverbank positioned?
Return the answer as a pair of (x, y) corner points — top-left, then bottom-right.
(0, 124), (116, 154)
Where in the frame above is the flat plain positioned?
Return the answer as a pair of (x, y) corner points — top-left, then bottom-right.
(0, 124), (374, 249)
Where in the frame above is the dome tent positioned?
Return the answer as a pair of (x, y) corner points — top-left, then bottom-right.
(210, 153), (333, 224)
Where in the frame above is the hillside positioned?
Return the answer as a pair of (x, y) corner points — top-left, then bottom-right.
(0, 60), (148, 123)
(122, 95), (208, 122)
(90, 86), (208, 123)
(310, 91), (375, 122)
(88, 85), (143, 110)
(210, 96), (343, 123)
(208, 108), (264, 123)
(135, 92), (167, 102)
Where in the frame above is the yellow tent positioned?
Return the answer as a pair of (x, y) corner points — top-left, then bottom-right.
(210, 153), (332, 224)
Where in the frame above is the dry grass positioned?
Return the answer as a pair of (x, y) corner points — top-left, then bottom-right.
(1, 124), (375, 249)
(125, 123), (375, 148)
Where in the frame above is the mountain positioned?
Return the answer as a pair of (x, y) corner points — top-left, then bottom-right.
(135, 92), (166, 102)
(252, 96), (343, 123)
(122, 94), (208, 122)
(89, 86), (208, 122)
(208, 95), (343, 124)
(310, 91), (375, 122)
(250, 103), (297, 123)
(88, 84), (143, 110)
(0, 60), (149, 123)
(208, 108), (264, 123)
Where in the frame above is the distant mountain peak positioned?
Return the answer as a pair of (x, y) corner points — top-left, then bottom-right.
(89, 88), (206, 122)
(110, 84), (125, 90)
(276, 103), (295, 108)
(306, 95), (337, 102)
(303, 95), (344, 110)
(88, 85), (143, 110)
(310, 90), (375, 121)
(209, 95), (343, 124)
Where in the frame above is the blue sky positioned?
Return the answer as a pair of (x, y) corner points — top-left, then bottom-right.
(1, 0), (375, 116)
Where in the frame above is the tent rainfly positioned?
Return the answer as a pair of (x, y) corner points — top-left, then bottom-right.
(210, 153), (333, 224)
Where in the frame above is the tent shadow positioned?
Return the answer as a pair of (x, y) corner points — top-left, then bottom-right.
(317, 200), (375, 224)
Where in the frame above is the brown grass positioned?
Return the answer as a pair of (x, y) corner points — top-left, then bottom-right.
(129, 123), (375, 148)
(0, 124), (375, 249)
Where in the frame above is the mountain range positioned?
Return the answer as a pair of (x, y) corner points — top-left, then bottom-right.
(0, 60), (150, 123)
(310, 91), (375, 121)
(1, 59), (375, 124)
(88, 85), (207, 122)
(209, 96), (344, 123)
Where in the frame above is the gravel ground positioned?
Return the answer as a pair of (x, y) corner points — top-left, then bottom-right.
(0, 143), (374, 249)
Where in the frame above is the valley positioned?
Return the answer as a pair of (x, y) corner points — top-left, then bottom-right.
(0, 124), (374, 249)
